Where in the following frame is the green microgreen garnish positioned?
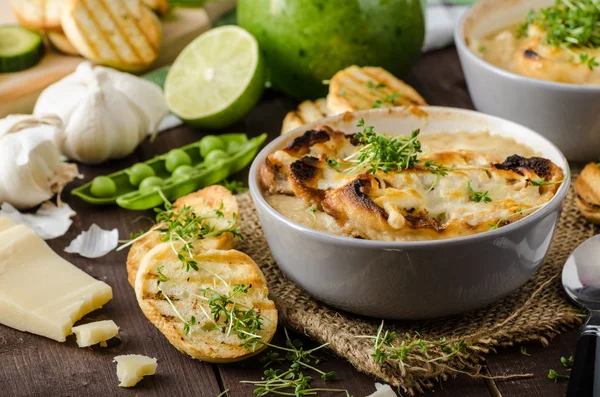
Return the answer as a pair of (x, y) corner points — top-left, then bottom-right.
(325, 156), (340, 169)
(241, 329), (352, 397)
(118, 230), (145, 244)
(154, 203), (242, 272)
(156, 266), (170, 283)
(518, 0), (600, 68)
(548, 368), (569, 381)
(338, 88), (347, 96)
(579, 52), (600, 69)
(367, 80), (387, 89)
(200, 284), (264, 350)
(307, 205), (317, 226)
(521, 346), (531, 356)
(424, 160), (454, 192)
(344, 118), (422, 175)
(356, 322), (469, 366)
(547, 355), (574, 382)
(468, 181), (492, 203)
(529, 178), (563, 186)
(478, 44), (487, 53)
(561, 355), (574, 368)
(216, 389), (229, 397)
(372, 92), (400, 108)
(221, 180), (248, 194)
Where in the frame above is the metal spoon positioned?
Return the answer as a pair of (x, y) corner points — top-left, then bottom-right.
(562, 234), (600, 397)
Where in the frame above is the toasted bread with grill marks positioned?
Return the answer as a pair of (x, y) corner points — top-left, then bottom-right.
(142, 0), (169, 15)
(576, 163), (600, 224)
(126, 186), (239, 287)
(281, 99), (330, 135)
(61, 0), (161, 72)
(11, 0), (65, 31)
(327, 66), (427, 114)
(48, 31), (80, 55)
(135, 248), (277, 363)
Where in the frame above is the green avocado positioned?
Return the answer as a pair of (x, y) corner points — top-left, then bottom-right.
(237, 0), (425, 100)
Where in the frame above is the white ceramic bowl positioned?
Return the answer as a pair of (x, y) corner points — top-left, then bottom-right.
(455, 0), (600, 162)
(249, 106), (570, 319)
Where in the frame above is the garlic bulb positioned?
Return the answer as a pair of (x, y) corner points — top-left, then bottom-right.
(34, 62), (168, 164)
(0, 114), (79, 209)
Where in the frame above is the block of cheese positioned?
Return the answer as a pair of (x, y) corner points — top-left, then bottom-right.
(0, 219), (112, 342)
(0, 217), (14, 232)
(114, 354), (158, 387)
(72, 320), (119, 347)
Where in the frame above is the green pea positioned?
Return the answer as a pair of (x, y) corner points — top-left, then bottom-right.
(139, 176), (164, 194)
(165, 149), (192, 173)
(171, 165), (195, 180)
(90, 176), (117, 198)
(127, 163), (156, 187)
(224, 136), (247, 154)
(204, 149), (229, 164)
(199, 136), (226, 158)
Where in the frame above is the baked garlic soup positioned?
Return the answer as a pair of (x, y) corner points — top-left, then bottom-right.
(470, 0), (600, 85)
(260, 122), (564, 242)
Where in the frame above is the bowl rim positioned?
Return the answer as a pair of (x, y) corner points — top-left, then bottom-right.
(454, 0), (600, 93)
(249, 106), (571, 249)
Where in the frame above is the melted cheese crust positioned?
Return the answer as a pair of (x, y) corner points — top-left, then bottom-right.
(262, 127), (563, 242)
(472, 24), (600, 85)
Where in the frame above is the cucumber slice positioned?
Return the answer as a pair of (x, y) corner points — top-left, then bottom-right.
(0, 26), (45, 73)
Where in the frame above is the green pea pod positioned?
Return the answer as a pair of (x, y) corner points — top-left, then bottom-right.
(115, 133), (267, 210)
(71, 133), (266, 207)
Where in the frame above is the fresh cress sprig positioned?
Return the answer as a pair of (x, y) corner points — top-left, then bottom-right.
(241, 329), (352, 397)
(518, 0), (600, 68)
(344, 118), (422, 175)
(468, 181), (492, 203)
(356, 322), (469, 366)
(529, 178), (563, 187)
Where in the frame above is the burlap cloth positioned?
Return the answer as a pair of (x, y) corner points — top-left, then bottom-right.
(235, 171), (595, 394)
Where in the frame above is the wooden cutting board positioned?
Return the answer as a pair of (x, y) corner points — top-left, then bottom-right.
(0, 0), (236, 117)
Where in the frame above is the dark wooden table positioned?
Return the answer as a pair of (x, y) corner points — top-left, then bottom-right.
(0, 47), (580, 397)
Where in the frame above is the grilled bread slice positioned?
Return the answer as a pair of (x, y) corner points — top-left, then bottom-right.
(281, 98), (330, 135)
(576, 163), (600, 224)
(11, 0), (65, 31)
(48, 31), (80, 55)
(142, 0), (169, 15)
(61, 0), (162, 72)
(126, 185), (239, 287)
(135, 248), (277, 363)
(327, 66), (427, 113)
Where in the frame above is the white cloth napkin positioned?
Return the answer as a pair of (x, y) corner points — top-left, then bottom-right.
(423, 0), (477, 51)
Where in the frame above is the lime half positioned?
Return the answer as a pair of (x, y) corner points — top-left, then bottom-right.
(165, 26), (265, 129)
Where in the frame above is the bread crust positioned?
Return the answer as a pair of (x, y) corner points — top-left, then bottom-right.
(11, 0), (64, 31)
(327, 66), (427, 114)
(135, 247), (277, 363)
(61, 0), (162, 72)
(126, 185), (239, 287)
(576, 163), (600, 224)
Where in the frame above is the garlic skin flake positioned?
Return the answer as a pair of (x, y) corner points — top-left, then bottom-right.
(366, 383), (398, 397)
(0, 202), (76, 240)
(0, 114), (79, 209)
(34, 62), (168, 164)
(65, 224), (119, 258)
